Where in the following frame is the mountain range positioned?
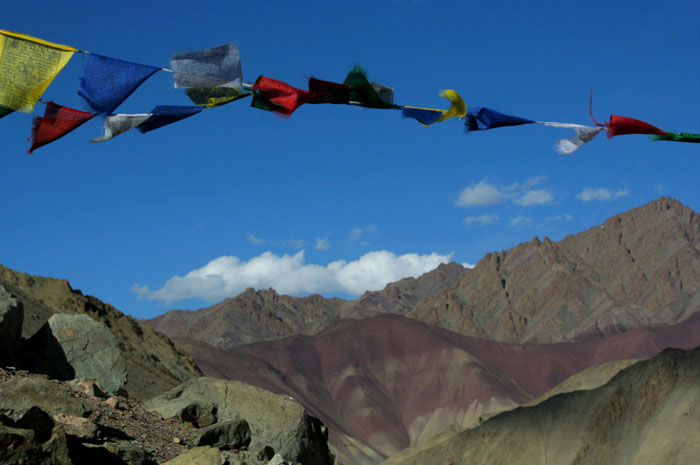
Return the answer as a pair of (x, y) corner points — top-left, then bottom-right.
(146, 196), (700, 463)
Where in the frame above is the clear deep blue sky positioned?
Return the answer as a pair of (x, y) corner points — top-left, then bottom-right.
(2, 1), (699, 319)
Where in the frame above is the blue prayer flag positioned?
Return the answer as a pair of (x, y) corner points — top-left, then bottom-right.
(136, 105), (203, 133)
(465, 107), (534, 131)
(402, 107), (444, 126)
(78, 53), (160, 114)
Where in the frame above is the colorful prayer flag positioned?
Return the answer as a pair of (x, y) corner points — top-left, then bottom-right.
(308, 77), (351, 104)
(136, 105), (203, 133)
(649, 132), (700, 143)
(604, 115), (667, 139)
(171, 43), (242, 88)
(403, 89), (466, 126)
(185, 87), (250, 107)
(465, 107), (534, 131)
(28, 101), (95, 153)
(0, 30), (76, 113)
(90, 113), (152, 143)
(342, 66), (397, 109)
(78, 53), (160, 114)
(251, 76), (310, 115)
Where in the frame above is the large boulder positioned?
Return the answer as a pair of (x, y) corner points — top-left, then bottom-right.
(26, 313), (127, 393)
(144, 377), (333, 465)
(0, 285), (23, 367)
(0, 377), (86, 420)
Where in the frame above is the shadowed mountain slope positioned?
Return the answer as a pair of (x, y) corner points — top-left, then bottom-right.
(0, 264), (201, 400)
(410, 197), (699, 343)
(174, 312), (700, 463)
(381, 346), (700, 465)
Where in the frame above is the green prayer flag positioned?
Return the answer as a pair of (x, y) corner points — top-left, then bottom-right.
(251, 94), (286, 113)
(342, 66), (398, 109)
(185, 87), (250, 108)
(649, 132), (700, 143)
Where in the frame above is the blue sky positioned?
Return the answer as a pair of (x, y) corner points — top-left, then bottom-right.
(2, 1), (698, 319)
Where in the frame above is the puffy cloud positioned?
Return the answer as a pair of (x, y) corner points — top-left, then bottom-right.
(463, 213), (500, 226)
(515, 189), (553, 206)
(456, 180), (503, 207)
(457, 176), (553, 208)
(315, 238), (330, 251)
(133, 249), (452, 304)
(576, 188), (630, 202)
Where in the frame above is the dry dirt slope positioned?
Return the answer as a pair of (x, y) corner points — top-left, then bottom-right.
(176, 312), (700, 464)
(381, 346), (700, 465)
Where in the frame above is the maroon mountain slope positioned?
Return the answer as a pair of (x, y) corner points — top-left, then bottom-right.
(410, 197), (699, 343)
(175, 312), (700, 463)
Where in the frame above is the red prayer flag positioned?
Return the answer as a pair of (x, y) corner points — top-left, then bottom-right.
(253, 76), (310, 115)
(308, 77), (351, 104)
(605, 115), (667, 139)
(29, 101), (95, 153)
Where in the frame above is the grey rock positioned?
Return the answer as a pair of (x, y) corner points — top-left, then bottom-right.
(180, 401), (218, 428)
(0, 284), (23, 367)
(0, 376), (86, 420)
(144, 377), (333, 465)
(27, 313), (127, 393)
(168, 446), (222, 465)
(195, 418), (251, 449)
(0, 413), (72, 465)
(266, 454), (288, 465)
(67, 378), (109, 399)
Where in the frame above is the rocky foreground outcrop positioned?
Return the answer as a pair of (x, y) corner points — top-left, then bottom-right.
(0, 368), (333, 465)
(0, 264), (202, 399)
(144, 377), (334, 465)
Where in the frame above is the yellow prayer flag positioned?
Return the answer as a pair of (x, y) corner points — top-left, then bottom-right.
(0, 30), (76, 113)
(402, 89), (466, 126)
(435, 89), (466, 123)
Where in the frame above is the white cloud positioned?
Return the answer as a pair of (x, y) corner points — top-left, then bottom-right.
(463, 214), (499, 226)
(515, 189), (553, 206)
(247, 233), (266, 245)
(456, 180), (503, 207)
(133, 249), (452, 304)
(457, 176), (553, 208)
(546, 214), (573, 222)
(349, 225), (377, 241)
(576, 188), (630, 202)
(509, 216), (534, 228)
(315, 238), (330, 251)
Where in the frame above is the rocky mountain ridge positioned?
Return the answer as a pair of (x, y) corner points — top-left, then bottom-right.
(149, 197), (699, 349)
(410, 196), (700, 342)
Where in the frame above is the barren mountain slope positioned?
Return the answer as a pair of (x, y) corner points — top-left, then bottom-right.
(409, 197), (700, 343)
(177, 312), (700, 464)
(0, 264), (201, 399)
(381, 346), (700, 465)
